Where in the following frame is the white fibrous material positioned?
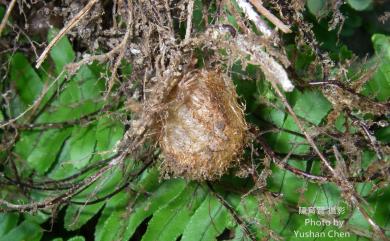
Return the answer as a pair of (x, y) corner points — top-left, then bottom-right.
(205, 27), (294, 92)
(159, 70), (247, 180)
(236, 0), (272, 37)
(236, 35), (294, 92)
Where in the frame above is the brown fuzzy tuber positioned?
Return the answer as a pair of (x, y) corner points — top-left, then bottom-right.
(159, 69), (247, 180)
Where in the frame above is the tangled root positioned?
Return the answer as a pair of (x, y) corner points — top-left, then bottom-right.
(159, 69), (247, 180)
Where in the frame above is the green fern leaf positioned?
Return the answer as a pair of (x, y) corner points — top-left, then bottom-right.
(181, 193), (231, 241)
(10, 53), (43, 106)
(0, 213), (19, 237)
(93, 176), (186, 241)
(48, 28), (76, 73)
(67, 236), (85, 241)
(64, 202), (104, 231)
(94, 167), (160, 241)
(0, 221), (42, 241)
(94, 190), (130, 241)
(141, 183), (208, 241)
(27, 128), (72, 175)
(120, 179), (186, 240)
(68, 125), (97, 169)
(93, 117), (124, 160)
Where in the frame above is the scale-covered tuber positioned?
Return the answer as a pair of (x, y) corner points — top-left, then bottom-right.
(159, 69), (247, 180)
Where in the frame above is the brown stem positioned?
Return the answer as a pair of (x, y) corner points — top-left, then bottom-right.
(0, 0), (17, 36)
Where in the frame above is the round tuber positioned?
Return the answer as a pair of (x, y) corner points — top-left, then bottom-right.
(159, 69), (247, 180)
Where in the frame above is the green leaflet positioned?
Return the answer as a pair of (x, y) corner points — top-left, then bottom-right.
(94, 178), (186, 241)
(94, 168), (167, 241)
(48, 28), (76, 73)
(72, 65), (105, 100)
(306, 0), (327, 17)
(268, 160), (310, 204)
(10, 27), (104, 178)
(34, 27), (75, 110)
(228, 194), (262, 240)
(36, 29), (104, 123)
(347, 0), (372, 11)
(193, 0), (204, 31)
(74, 165), (123, 199)
(0, 213), (19, 237)
(67, 236), (85, 241)
(361, 34), (390, 101)
(27, 128), (72, 175)
(231, 227), (245, 241)
(121, 179), (187, 240)
(348, 208), (370, 231)
(23, 211), (50, 226)
(293, 91), (332, 126)
(268, 158), (341, 207)
(181, 193), (231, 241)
(94, 191), (131, 241)
(8, 32), (75, 179)
(95, 213), (124, 241)
(94, 117), (124, 160)
(14, 132), (40, 164)
(64, 167), (125, 231)
(141, 183), (208, 241)
(367, 185), (390, 231)
(0, 220), (42, 241)
(375, 126), (390, 144)
(120, 60), (133, 79)
(307, 182), (342, 208)
(10, 53), (43, 106)
(64, 202), (105, 231)
(269, 90), (331, 154)
(47, 135), (80, 180)
(272, 115), (309, 154)
(37, 64), (104, 123)
(68, 125), (97, 169)
(51, 238), (63, 241)
(258, 106), (286, 128)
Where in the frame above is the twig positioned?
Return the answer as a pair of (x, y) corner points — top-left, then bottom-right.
(13, 108), (106, 131)
(248, 0), (291, 33)
(0, 0), (17, 36)
(0, 164), (112, 212)
(256, 135), (328, 183)
(66, 42), (125, 74)
(348, 113), (384, 160)
(105, 5), (133, 98)
(35, 0), (99, 68)
(164, 0), (174, 34)
(197, 26), (294, 91)
(184, 0), (195, 42)
(1, 154), (119, 191)
(236, 0), (272, 37)
(234, 33), (294, 91)
(269, 80), (335, 174)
